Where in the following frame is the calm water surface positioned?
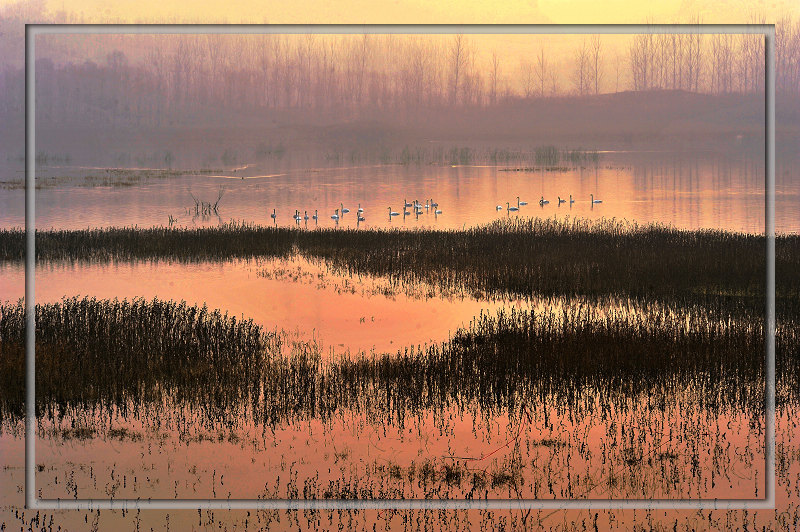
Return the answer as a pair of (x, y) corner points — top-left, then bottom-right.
(1, 150), (797, 233)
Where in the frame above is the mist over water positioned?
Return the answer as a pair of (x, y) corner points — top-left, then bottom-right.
(2, 149), (796, 234)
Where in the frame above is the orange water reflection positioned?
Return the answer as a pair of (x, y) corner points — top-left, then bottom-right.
(1, 258), (524, 356)
(20, 392), (764, 502)
(1, 151), (793, 234)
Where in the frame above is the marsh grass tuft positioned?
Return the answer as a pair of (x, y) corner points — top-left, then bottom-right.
(1, 218), (797, 311)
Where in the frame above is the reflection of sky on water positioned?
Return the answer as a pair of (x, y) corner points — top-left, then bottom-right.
(1, 151), (795, 234)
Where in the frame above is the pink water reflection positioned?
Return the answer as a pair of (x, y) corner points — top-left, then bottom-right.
(0, 257), (519, 356)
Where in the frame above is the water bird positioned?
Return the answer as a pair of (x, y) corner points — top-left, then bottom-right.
(357, 203), (364, 213)
(591, 194), (603, 204)
(293, 209), (301, 222)
(270, 208), (276, 220)
(331, 209), (340, 220)
(434, 208), (442, 215)
(507, 202), (519, 212)
(496, 205), (503, 210)
(312, 209), (318, 221)
(569, 194), (575, 204)
(431, 199), (439, 207)
(539, 196), (550, 206)
(558, 196), (566, 205)
(303, 210), (309, 221)
(388, 207), (399, 216)
(357, 212), (365, 222)
(341, 203), (350, 214)
(404, 198), (412, 207)
(517, 196), (528, 207)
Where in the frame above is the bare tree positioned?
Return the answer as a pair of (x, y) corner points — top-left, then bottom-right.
(709, 34), (733, 94)
(520, 60), (535, 98)
(489, 51), (500, 105)
(629, 33), (654, 91)
(449, 34), (467, 105)
(533, 47), (548, 97)
(777, 15), (800, 95)
(683, 16), (704, 92)
(572, 39), (590, 95)
(548, 67), (560, 97)
(589, 35), (603, 94)
(613, 50), (621, 93)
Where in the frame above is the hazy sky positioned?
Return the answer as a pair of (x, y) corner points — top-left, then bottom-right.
(1, 0), (795, 93)
(4, 0), (799, 24)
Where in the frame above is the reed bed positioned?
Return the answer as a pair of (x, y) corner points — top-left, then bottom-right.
(2, 297), (796, 426)
(0, 297), (281, 422)
(328, 302), (800, 418)
(1, 218), (797, 309)
(0, 223), (297, 263)
(299, 217), (794, 311)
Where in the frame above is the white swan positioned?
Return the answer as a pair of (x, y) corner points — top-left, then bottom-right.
(270, 208), (276, 220)
(357, 203), (364, 213)
(591, 194), (603, 204)
(312, 210), (318, 221)
(539, 196), (550, 206)
(341, 203), (350, 214)
(388, 207), (399, 216)
(517, 196), (528, 207)
(331, 209), (340, 220)
(431, 199), (439, 208)
(434, 208), (442, 215)
(496, 205), (503, 210)
(404, 198), (412, 207)
(507, 202), (519, 212)
(303, 210), (309, 221)
(569, 195), (575, 204)
(558, 196), (566, 205)
(357, 212), (365, 222)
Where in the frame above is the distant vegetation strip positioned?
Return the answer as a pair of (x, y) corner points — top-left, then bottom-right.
(1, 218), (798, 305)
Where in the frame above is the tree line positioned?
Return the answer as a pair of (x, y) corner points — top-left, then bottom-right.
(1, 17), (798, 127)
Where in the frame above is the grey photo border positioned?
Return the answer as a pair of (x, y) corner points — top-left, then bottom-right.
(23, 23), (776, 511)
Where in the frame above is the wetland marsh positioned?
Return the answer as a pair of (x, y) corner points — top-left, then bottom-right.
(1, 148), (798, 530)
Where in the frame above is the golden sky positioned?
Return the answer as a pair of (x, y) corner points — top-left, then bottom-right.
(3, 0), (795, 87)
(6, 0), (799, 24)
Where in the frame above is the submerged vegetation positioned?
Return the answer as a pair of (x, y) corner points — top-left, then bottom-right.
(2, 218), (797, 308)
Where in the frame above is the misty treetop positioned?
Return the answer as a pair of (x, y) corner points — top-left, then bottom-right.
(0, 20), (799, 129)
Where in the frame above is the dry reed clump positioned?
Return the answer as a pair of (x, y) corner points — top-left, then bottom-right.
(2, 296), (797, 427)
(0, 297), (281, 424)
